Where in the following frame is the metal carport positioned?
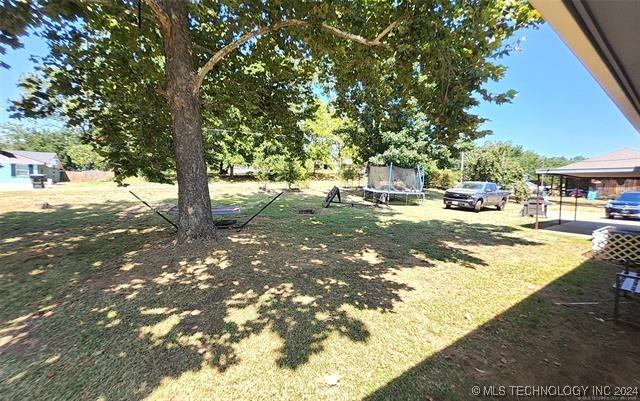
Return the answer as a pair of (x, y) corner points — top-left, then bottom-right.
(535, 148), (640, 229)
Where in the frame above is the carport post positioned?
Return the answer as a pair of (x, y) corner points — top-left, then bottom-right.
(535, 174), (541, 229)
(558, 176), (564, 225)
(574, 188), (578, 221)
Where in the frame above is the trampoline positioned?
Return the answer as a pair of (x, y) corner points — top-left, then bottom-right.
(363, 163), (425, 204)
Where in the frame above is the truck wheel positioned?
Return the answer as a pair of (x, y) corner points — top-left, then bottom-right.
(445, 204), (451, 209)
(474, 199), (483, 212)
(497, 198), (507, 211)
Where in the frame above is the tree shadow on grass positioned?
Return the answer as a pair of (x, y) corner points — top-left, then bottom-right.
(0, 193), (543, 400)
(362, 258), (640, 401)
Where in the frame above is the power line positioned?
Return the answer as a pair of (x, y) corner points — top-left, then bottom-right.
(203, 128), (264, 136)
(202, 127), (291, 138)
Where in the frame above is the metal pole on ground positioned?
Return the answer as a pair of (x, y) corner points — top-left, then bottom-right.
(129, 190), (178, 231)
(535, 174), (541, 230)
(558, 176), (564, 225)
(573, 180), (578, 221)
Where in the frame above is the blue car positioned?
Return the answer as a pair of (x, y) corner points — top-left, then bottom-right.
(605, 192), (640, 219)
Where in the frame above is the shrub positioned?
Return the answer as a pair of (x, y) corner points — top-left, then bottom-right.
(340, 165), (360, 186)
(429, 168), (459, 189)
(253, 154), (283, 185)
(464, 143), (525, 189)
(276, 158), (308, 189)
(512, 180), (532, 202)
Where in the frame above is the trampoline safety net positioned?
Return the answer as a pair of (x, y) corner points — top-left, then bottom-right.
(367, 166), (392, 191)
(364, 164), (425, 204)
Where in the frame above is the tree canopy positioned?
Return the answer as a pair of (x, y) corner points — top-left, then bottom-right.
(6, 1), (540, 178)
(2, 0), (541, 241)
(463, 141), (585, 187)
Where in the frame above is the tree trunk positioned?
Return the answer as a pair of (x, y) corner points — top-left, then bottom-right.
(159, 0), (215, 242)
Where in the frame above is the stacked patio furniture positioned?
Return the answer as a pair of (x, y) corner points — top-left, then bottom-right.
(614, 260), (640, 325)
(592, 228), (640, 325)
(521, 196), (549, 217)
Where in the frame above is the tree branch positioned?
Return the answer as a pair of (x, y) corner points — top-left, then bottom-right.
(193, 43), (217, 55)
(144, 0), (170, 31)
(373, 18), (401, 43)
(192, 18), (402, 93)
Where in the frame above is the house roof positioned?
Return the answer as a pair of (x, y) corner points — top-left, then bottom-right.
(0, 151), (45, 165)
(536, 148), (640, 178)
(6, 150), (63, 168)
(530, 0), (640, 131)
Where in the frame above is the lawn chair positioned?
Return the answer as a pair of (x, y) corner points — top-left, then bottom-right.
(614, 260), (640, 325)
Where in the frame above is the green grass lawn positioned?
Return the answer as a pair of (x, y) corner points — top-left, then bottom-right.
(1, 181), (639, 401)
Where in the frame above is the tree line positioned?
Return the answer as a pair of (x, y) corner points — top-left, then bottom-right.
(1, 119), (584, 200)
(0, 124), (107, 171)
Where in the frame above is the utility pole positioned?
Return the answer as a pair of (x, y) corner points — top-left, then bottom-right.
(460, 151), (465, 181)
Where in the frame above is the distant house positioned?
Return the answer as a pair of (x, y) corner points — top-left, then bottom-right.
(0, 150), (64, 187)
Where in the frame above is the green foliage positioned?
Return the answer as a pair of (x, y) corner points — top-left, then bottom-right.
(340, 97), (476, 171)
(279, 158), (308, 189)
(1, 123), (108, 171)
(252, 138), (308, 188)
(465, 141), (586, 186)
(367, 128), (430, 169)
(339, 164), (361, 186)
(253, 143), (281, 184)
(66, 144), (107, 171)
(0, 1), (84, 69)
(6, 0), (541, 185)
(512, 180), (532, 202)
(429, 168), (459, 190)
(330, 1), (541, 166)
(254, 152), (307, 189)
(464, 142), (526, 188)
(487, 142), (586, 180)
(302, 100), (348, 174)
(1, 123), (73, 167)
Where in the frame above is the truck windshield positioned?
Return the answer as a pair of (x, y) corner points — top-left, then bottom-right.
(458, 182), (484, 190)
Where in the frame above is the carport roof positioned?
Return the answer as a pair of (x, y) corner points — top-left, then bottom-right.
(536, 148), (640, 178)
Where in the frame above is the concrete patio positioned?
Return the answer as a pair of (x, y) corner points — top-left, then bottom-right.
(541, 217), (640, 236)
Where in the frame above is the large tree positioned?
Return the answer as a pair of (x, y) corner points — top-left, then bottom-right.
(2, 0), (540, 242)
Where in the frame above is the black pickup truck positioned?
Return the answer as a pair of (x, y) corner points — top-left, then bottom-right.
(443, 181), (510, 212)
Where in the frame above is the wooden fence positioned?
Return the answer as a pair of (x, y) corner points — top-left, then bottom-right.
(62, 170), (115, 183)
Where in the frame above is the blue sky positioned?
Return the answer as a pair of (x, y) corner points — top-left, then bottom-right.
(474, 24), (639, 157)
(0, 24), (638, 158)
